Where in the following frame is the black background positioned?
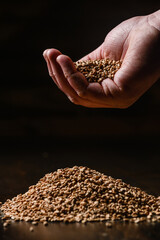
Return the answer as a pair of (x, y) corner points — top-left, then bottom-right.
(0, 0), (160, 145)
(0, 1), (160, 239)
(0, 0), (160, 196)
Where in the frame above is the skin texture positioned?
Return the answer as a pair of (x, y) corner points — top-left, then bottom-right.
(43, 10), (160, 108)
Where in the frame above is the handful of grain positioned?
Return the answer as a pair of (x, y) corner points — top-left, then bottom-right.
(1, 166), (160, 229)
(75, 59), (122, 83)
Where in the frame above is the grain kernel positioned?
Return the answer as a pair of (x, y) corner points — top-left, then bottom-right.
(75, 59), (122, 83)
(1, 166), (160, 228)
(29, 226), (34, 232)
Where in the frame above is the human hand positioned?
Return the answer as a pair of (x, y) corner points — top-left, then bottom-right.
(43, 10), (160, 108)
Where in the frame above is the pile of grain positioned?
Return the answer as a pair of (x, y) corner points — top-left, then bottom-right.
(74, 59), (122, 83)
(1, 166), (160, 228)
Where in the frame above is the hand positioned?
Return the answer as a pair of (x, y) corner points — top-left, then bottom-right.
(43, 10), (160, 108)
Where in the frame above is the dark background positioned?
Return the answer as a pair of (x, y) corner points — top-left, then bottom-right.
(0, 1), (160, 239)
(0, 0), (160, 200)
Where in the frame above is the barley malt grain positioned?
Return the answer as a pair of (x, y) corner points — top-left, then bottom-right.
(29, 226), (34, 232)
(75, 59), (122, 83)
(0, 166), (160, 228)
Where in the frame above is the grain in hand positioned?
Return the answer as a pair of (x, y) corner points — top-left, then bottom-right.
(75, 59), (122, 83)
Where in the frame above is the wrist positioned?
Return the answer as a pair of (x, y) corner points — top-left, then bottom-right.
(148, 10), (160, 31)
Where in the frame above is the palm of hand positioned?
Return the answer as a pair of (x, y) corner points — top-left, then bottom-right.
(44, 14), (160, 108)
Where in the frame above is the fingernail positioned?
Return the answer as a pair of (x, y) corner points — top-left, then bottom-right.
(43, 49), (50, 59)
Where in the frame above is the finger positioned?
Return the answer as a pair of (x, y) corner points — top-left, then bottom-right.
(57, 55), (114, 105)
(45, 49), (64, 88)
(44, 50), (115, 108)
(45, 49), (111, 107)
(43, 49), (61, 87)
(43, 49), (54, 77)
(56, 54), (89, 95)
(47, 50), (106, 107)
(46, 49), (84, 99)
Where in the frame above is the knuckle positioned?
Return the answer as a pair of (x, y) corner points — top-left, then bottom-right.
(48, 69), (56, 79)
(64, 72), (69, 79)
(64, 71), (77, 80)
(65, 72), (81, 81)
(77, 90), (87, 98)
(68, 96), (79, 105)
(49, 71), (54, 77)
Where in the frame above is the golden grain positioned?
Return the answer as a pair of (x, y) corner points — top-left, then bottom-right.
(1, 166), (160, 229)
(75, 59), (122, 83)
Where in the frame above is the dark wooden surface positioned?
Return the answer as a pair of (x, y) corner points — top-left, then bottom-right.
(0, 140), (160, 240)
(1, 221), (160, 240)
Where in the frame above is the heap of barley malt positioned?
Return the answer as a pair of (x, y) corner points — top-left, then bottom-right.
(1, 166), (160, 228)
(75, 59), (122, 83)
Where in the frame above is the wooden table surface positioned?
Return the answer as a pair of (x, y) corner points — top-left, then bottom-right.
(0, 140), (160, 240)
